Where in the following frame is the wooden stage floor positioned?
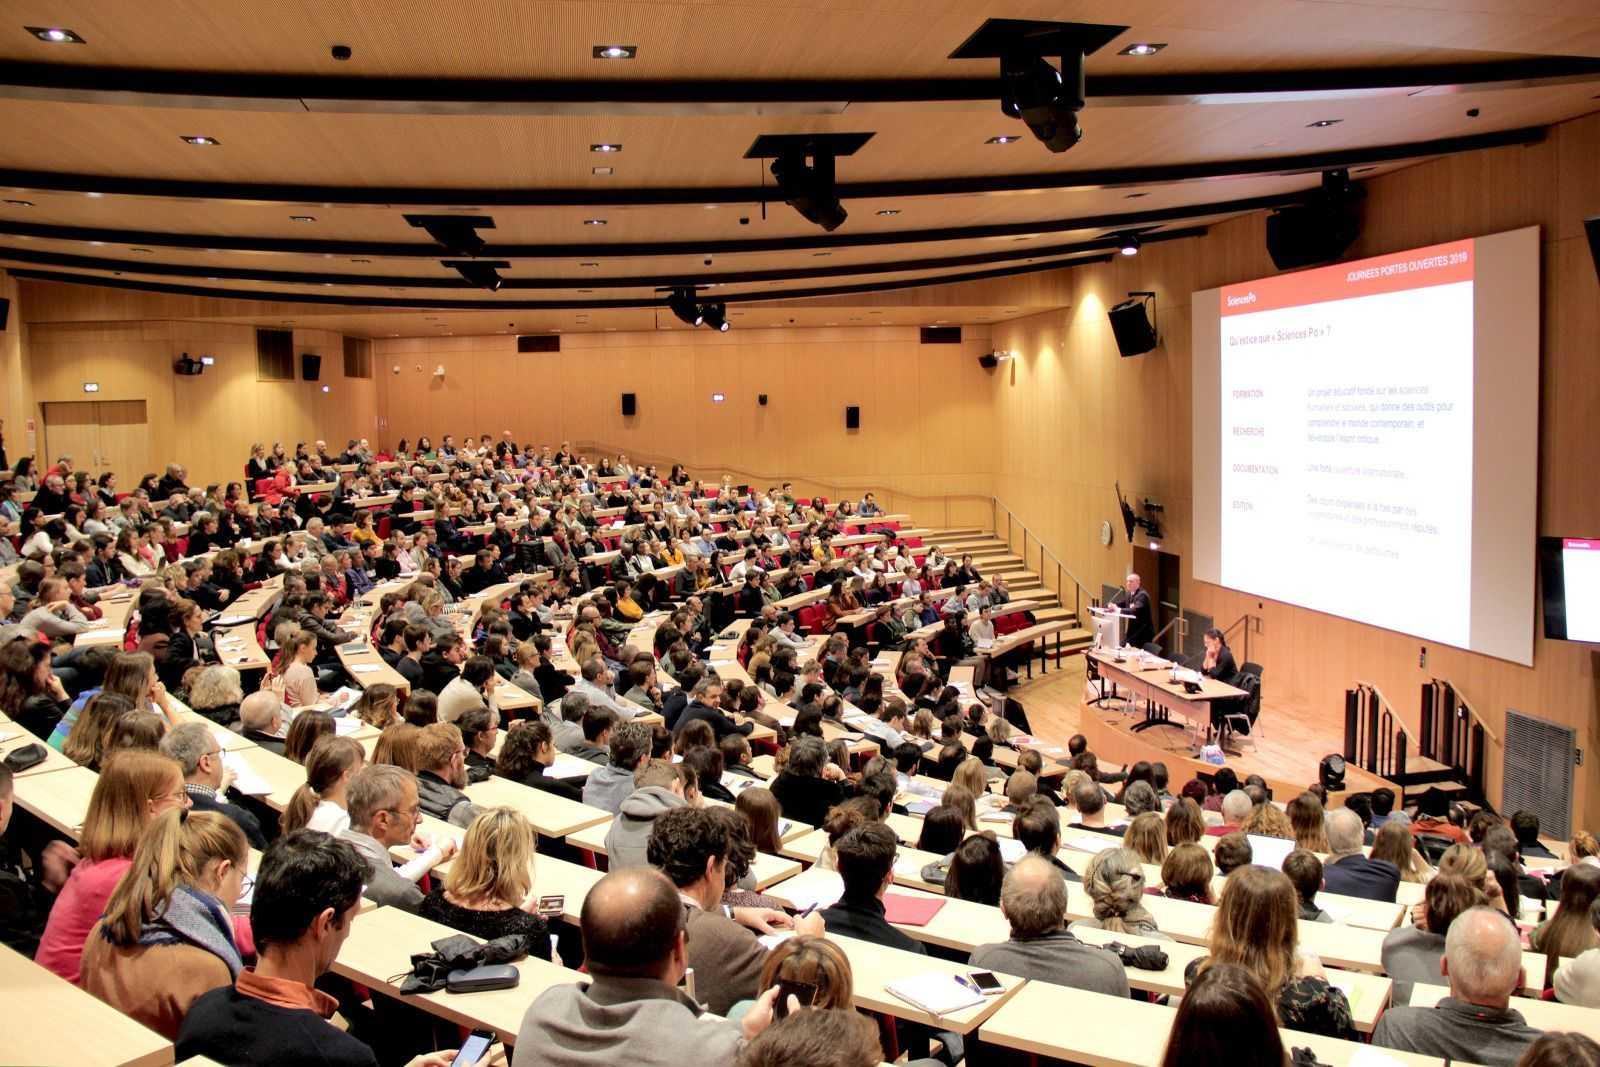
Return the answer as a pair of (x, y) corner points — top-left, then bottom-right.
(1007, 656), (1393, 802)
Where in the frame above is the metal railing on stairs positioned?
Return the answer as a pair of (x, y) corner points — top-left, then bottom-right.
(1220, 613), (1261, 667)
(990, 496), (1098, 625)
(1344, 681), (1413, 783)
(1421, 679), (1493, 806)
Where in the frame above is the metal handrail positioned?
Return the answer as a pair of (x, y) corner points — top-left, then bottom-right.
(1355, 680), (1419, 747)
(989, 496), (1099, 624)
(1431, 677), (1502, 748)
(1220, 613), (1259, 666)
(1150, 615), (1189, 658)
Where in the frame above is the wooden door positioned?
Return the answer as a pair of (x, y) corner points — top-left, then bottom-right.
(41, 400), (150, 481)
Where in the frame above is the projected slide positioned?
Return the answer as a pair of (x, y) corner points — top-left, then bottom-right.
(1220, 242), (1475, 645)
(1191, 227), (1539, 665)
(1557, 540), (1600, 642)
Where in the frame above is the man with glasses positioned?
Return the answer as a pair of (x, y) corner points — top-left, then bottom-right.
(161, 721), (267, 848)
(339, 765), (457, 912)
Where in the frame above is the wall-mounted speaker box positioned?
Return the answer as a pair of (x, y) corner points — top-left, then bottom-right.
(920, 325), (962, 344)
(0, 297), (9, 331)
(1107, 299), (1159, 358)
(758, 393), (768, 406)
(978, 353), (999, 370)
(517, 334), (560, 353)
(301, 353), (322, 381)
(621, 392), (637, 417)
(845, 405), (860, 430)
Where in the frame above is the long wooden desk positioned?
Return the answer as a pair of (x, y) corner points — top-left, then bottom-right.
(11, 764), (99, 838)
(829, 931), (1025, 1036)
(463, 775), (613, 839)
(1409, 981), (1600, 1041)
(1087, 648), (1248, 745)
(567, 818), (801, 889)
(0, 942), (175, 1067)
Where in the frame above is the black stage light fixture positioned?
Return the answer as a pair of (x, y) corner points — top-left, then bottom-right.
(950, 19), (1125, 155)
(1266, 169), (1366, 270)
(405, 214), (496, 257)
(746, 133), (875, 233)
(443, 260), (509, 292)
(701, 302), (730, 332)
(173, 352), (204, 376)
(1319, 754), (1347, 791)
(667, 287), (704, 327)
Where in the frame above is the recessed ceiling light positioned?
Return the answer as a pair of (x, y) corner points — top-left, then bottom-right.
(89, 240), (105, 247)
(580, 261), (599, 267)
(876, 209), (900, 216)
(130, 247), (153, 253)
(1124, 192), (1149, 199)
(86, 192), (103, 198)
(290, 215), (316, 222)
(590, 143), (622, 153)
(3, 199), (32, 207)
(1354, 166), (1378, 174)
(1118, 42), (1166, 56)
(584, 219), (607, 226)
(578, 289), (594, 293)
(1307, 119), (1343, 128)
(1118, 233), (1141, 256)
(180, 135), (220, 146)
(986, 135), (1022, 145)
(592, 166), (614, 177)
(26, 26), (84, 43)
(593, 45), (636, 59)
(351, 258), (371, 263)
(813, 252), (832, 257)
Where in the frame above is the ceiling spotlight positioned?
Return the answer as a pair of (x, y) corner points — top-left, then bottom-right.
(1000, 51), (1085, 153)
(593, 44), (636, 59)
(667, 287), (703, 327)
(1118, 42), (1166, 56)
(985, 135), (1022, 145)
(290, 215), (316, 222)
(180, 135), (221, 146)
(583, 218), (607, 226)
(443, 259), (509, 291)
(1117, 233), (1141, 256)
(590, 143), (622, 153)
(702, 303), (731, 332)
(771, 151), (846, 231)
(1307, 118), (1344, 128)
(876, 209), (901, 216)
(405, 214), (495, 256)
(592, 166), (614, 176)
(26, 26), (84, 43)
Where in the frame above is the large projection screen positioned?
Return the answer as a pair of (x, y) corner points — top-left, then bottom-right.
(1192, 226), (1540, 665)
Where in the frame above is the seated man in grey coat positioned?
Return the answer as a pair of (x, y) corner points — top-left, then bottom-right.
(338, 765), (456, 912)
(514, 867), (782, 1067)
(968, 856), (1130, 997)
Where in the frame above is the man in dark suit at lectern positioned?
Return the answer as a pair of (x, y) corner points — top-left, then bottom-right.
(1111, 573), (1154, 649)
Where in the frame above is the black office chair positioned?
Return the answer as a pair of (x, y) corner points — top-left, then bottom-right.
(1142, 641), (1164, 657)
(1219, 664), (1263, 750)
(1415, 833), (1456, 866)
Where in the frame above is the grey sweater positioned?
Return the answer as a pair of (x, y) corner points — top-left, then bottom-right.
(1371, 996), (1542, 1067)
(969, 930), (1130, 997)
(1380, 925), (1446, 1004)
(340, 829), (424, 913)
(582, 764), (638, 814)
(605, 787), (685, 870)
(513, 975), (744, 1067)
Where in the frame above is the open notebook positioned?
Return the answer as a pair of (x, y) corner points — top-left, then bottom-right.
(884, 972), (986, 1017)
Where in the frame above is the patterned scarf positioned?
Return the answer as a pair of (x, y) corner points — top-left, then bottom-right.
(133, 884), (244, 978)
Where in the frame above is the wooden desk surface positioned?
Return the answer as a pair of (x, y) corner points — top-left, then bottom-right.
(0, 943), (175, 1067)
(1087, 648), (1248, 704)
(1409, 981), (1600, 1041)
(228, 744), (310, 812)
(827, 931), (1024, 1035)
(979, 979), (1457, 1067)
(463, 775), (613, 838)
(12, 764), (99, 838)
(331, 905), (582, 1045)
(0, 727), (79, 777)
(567, 818), (800, 889)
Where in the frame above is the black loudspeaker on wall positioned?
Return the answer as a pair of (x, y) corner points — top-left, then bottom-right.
(621, 392), (637, 417)
(1107, 295), (1158, 358)
(845, 405), (860, 430)
(517, 334), (560, 353)
(301, 353), (322, 381)
(0, 297), (9, 331)
(978, 353), (999, 370)
(758, 394), (768, 406)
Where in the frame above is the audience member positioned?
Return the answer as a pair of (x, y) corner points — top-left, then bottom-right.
(1159, 962), (1285, 1067)
(1321, 807), (1400, 902)
(968, 856), (1129, 996)
(339, 765), (455, 912)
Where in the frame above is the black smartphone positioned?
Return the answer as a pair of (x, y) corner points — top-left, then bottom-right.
(451, 1029), (495, 1067)
(774, 978), (819, 1019)
(968, 970), (1005, 994)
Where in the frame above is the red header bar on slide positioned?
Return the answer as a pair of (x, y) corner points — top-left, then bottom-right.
(1564, 539), (1600, 552)
(1220, 238), (1475, 317)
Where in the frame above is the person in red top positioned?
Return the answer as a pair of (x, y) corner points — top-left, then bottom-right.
(1411, 791), (1471, 845)
(1205, 790), (1254, 837)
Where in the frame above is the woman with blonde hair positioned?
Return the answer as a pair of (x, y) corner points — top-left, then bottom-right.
(281, 735), (366, 835)
(951, 756), (990, 805)
(1287, 792), (1330, 853)
(80, 810), (248, 1037)
(350, 682), (400, 730)
(49, 650), (178, 750)
(1571, 831), (1600, 869)
(418, 807), (552, 955)
(60, 692), (135, 770)
(942, 783), (980, 833)
(372, 721), (424, 773)
(758, 934), (855, 1010)
(186, 665), (244, 727)
(1072, 847), (1164, 938)
(1371, 819), (1433, 883)
(35, 750), (191, 982)
(1190, 865), (1355, 1039)
(1125, 811), (1169, 866)
(1241, 801), (1294, 841)
(1165, 797), (1206, 847)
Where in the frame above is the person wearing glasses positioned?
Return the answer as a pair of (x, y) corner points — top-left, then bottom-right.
(160, 722), (267, 849)
(338, 765), (457, 913)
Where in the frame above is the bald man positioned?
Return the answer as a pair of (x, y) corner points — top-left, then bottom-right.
(1371, 906), (1541, 1065)
(968, 856), (1129, 997)
(1110, 573), (1153, 649)
(514, 868), (781, 1066)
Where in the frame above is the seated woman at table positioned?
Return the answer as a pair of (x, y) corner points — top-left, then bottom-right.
(283, 708), (334, 764)
(281, 735), (365, 835)
(1183, 865), (1355, 1040)
(1161, 843), (1216, 905)
(1070, 847), (1166, 940)
(942, 833), (1005, 907)
(186, 665), (245, 728)
(35, 749), (192, 982)
(350, 681), (400, 731)
(79, 809), (249, 1039)
(418, 807), (552, 957)
(60, 691), (136, 771)
(1160, 962), (1286, 1067)
(263, 630), (319, 710)
(157, 597), (210, 691)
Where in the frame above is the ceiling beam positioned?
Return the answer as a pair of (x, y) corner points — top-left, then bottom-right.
(0, 56), (1595, 114)
(0, 126), (1542, 207)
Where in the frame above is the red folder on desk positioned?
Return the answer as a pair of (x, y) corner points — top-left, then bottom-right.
(883, 893), (946, 927)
